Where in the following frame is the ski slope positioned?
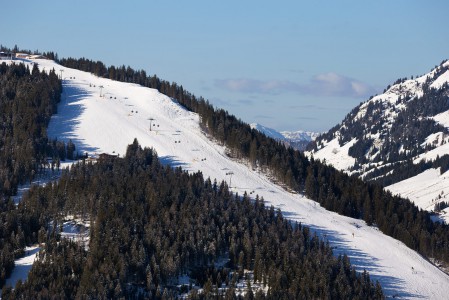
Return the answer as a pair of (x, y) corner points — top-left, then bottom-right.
(18, 58), (449, 298)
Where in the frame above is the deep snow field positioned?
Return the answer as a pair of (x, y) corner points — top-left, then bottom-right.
(6, 58), (449, 298)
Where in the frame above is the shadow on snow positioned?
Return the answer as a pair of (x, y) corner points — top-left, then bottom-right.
(159, 155), (189, 169)
(281, 208), (424, 299)
(47, 81), (99, 155)
(44, 76), (427, 299)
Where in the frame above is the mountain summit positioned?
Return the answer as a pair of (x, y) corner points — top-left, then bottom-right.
(309, 59), (449, 219)
(250, 123), (318, 150)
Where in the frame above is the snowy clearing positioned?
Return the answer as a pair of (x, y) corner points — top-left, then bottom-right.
(387, 168), (449, 224)
(433, 110), (449, 128)
(308, 137), (357, 171)
(3, 246), (40, 291)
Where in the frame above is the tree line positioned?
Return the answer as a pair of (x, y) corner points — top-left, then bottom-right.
(58, 56), (449, 268)
(2, 141), (383, 299)
(0, 62), (75, 286)
(0, 62), (63, 196)
(0, 47), (443, 296)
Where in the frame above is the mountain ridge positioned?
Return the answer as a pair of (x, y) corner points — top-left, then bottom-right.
(250, 123), (319, 151)
(309, 59), (449, 221)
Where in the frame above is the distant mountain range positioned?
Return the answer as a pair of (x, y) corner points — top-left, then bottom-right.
(250, 123), (319, 151)
(308, 59), (449, 221)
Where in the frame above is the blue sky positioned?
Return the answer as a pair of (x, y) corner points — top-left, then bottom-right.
(1, 1), (448, 132)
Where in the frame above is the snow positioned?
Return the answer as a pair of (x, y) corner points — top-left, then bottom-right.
(414, 141), (449, 164)
(250, 123), (319, 144)
(414, 111), (449, 162)
(3, 246), (40, 290)
(12, 163), (71, 205)
(387, 168), (449, 224)
(250, 123), (286, 141)
(352, 60), (449, 135)
(1, 164), (80, 293)
(433, 111), (449, 128)
(309, 137), (357, 171)
(59, 218), (90, 248)
(7, 58), (447, 299)
(1, 219), (88, 293)
(421, 132), (445, 148)
(430, 69), (449, 89)
(280, 130), (320, 142)
(311, 59), (449, 217)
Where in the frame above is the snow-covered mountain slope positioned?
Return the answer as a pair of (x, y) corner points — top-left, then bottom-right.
(250, 123), (318, 151)
(387, 168), (449, 222)
(309, 60), (449, 222)
(250, 123), (287, 141)
(281, 130), (320, 142)
(14, 58), (449, 298)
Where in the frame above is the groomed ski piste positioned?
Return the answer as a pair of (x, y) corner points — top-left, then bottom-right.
(7, 58), (449, 298)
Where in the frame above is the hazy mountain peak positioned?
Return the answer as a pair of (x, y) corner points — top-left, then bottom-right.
(250, 123), (286, 141)
(250, 123), (319, 151)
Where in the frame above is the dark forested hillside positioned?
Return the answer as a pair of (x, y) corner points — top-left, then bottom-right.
(2, 141), (382, 299)
(59, 57), (449, 268)
(309, 60), (449, 186)
(0, 62), (63, 197)
(0, 62), (66, 286)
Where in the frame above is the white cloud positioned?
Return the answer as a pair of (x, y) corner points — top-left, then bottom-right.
(215, 79), (294, 94)
(308, 72), (375, 97)
(215, 73), (377, 98)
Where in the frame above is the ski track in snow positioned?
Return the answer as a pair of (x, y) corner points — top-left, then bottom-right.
(3, 246), (40, 292)
(8, 59), (449, 299)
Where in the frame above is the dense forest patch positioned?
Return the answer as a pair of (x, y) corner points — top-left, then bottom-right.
(2, 141), (383, 298)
